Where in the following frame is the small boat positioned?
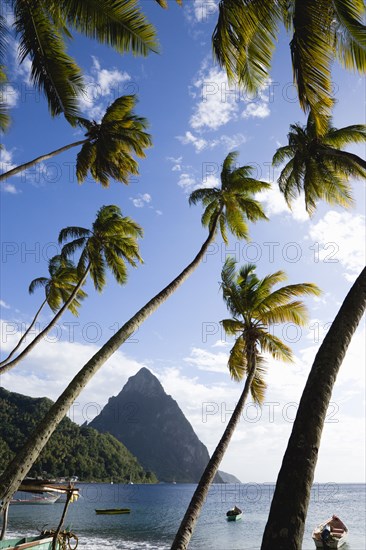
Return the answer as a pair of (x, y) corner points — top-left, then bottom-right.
(95, 508), (131, 515)
(312, 515), (349, 548)
(10, 492), (60, 505)
(226, 506), (242, 521)
(1, 480), (79, 549)
(0, 534), (55, 549)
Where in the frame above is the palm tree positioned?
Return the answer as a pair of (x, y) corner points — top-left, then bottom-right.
(0, 96), (152, 186)
(0, 255), (87, 367)
(212, 0), (366, 133)
(170, 259), (321, 550)
(261, 267), (366, 550)
(0, 152), (270, 509)
(0, 205), (143, 374)
(273, 115), (366, 214)
(1, 0), (158, 124)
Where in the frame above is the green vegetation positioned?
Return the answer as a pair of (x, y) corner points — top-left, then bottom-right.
(0, 387), (157, 484)
(0, 205), (143, 374)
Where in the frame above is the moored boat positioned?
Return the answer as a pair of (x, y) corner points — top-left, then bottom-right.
(312, 515), (348, 548)
(1, 481), (79, 549)
(0, 534), (56, 549)
(226, 506), (242, 521)
(95, 508), (131, 515)
(10, 493), (59, 505)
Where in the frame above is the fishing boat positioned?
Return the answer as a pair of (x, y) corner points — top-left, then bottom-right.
(1, 481), (79, 549)
(95, 508), (131, 515)
(312, 515), (348, 548)
(226, 506), (242, 521)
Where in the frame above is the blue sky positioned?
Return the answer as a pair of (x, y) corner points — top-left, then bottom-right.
(0, 1), (365, 483)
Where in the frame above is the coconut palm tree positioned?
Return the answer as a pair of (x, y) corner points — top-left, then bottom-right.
(261, 267), (366, 550)
(170, 259), (321, 550)
(0, 96), (152, 186)
(212, 0), (366, 133)
(0, 152), (270, 509)
(0, 205), (143, 374)
(273, 115), (366, 214)
(0, 255), (87, 368)
(0, 0), (158, 124)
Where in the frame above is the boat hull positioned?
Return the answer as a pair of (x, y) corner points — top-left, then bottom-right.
(0, 535), (55, 549)
(95, 508), (131, 515)
(226, 513), (242, 521)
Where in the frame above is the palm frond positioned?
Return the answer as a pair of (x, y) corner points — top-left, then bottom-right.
(59, 0), (158, 56)
(250, 355), (268, 405)
(14, 0), (83, 120)
(227, 335), (247, 382)
(290, 0), (334, 134)
(333, 0), (366, 72)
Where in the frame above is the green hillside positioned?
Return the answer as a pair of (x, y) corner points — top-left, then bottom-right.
(0, 387), (157, 483)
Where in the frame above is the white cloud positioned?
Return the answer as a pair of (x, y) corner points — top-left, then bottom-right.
(0, 147), (16, 173)
(130, 193), (152, 208)
(2, 183), (19, 194)
(0, 83), (19, 108)
(178, 172), (197, 191)
(308, 211), (366, 281)
(177, 170), (219, 194)
(193, 0), (218, 22)
(190, 64), (239, 131)
(0, 300), (10, 309)
(184, 347), (229, 373)
(258, 183), (309, 222)
(78, 56), (131, 120)
(242, 102), (270, 119)
(177, 131), (208, 152)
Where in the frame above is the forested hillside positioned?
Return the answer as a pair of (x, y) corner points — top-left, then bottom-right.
(0, 387), (157, 483)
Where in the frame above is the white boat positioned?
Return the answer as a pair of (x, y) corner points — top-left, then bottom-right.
(10, 492), (60, 505)
(312, 515), (348, 548)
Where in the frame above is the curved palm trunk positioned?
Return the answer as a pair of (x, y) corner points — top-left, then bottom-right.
(170, 346), (256, 550)
(0, 265), (91, 374)
(0, 140), (87, 182)
(0, 213), (221, 509)
(0, 298), (47, 366)
(260, 266), (366, 550)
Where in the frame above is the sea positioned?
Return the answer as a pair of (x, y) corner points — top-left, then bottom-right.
(5, 483), (366, 549)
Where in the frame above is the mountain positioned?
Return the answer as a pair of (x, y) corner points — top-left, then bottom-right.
(218, 471), (242, 484)
(90, 368), (224, 483)
(0, 387), (157, 483)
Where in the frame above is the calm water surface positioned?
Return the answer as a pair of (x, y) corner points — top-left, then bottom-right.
(6, 483), (366, 549)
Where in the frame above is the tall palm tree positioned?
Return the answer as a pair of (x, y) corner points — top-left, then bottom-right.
(0, 152), (270, 509)
(0, 205), (143, 374)
(212, 0), (366, 133)
(0, 255), (87, 367)
(273, 115), (366, 214)
(261, 267), (366, 550)
(0, 96), (152, 186)
(171, 259), (321, 550)
(1, 0), (158, 124)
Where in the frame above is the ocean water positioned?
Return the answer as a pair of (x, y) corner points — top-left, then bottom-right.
(5, 483), (366, 549)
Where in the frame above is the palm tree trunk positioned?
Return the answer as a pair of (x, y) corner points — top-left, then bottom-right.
(0, 265), (91, 375)
(0, 213), (221, 509)
(260, 266), (366, 550)
(170, 348), (257, 550)
(0, 140), (87, 182)
(0, 298), (47, 366)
